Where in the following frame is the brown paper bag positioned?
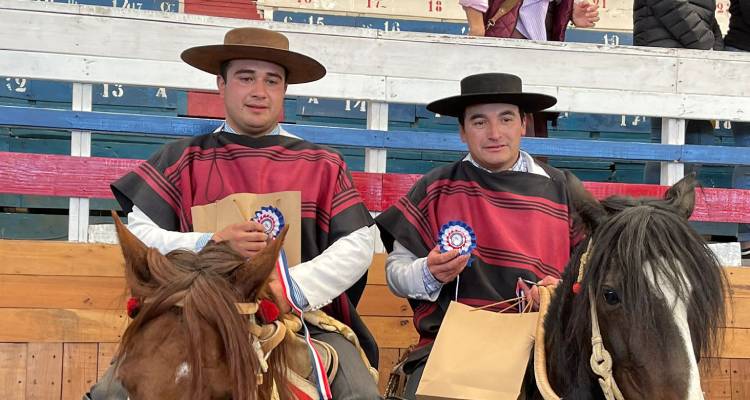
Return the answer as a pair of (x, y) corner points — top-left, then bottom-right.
(191, 192), (302, 266)
(416, 301), (538, 400)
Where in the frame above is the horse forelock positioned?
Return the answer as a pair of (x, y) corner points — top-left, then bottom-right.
(586, 202), (727, 359)
(116, 241), (273, 400)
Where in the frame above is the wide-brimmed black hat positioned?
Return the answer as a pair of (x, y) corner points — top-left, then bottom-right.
(426, 73), (557, 117)
(181, 27), (326, 84)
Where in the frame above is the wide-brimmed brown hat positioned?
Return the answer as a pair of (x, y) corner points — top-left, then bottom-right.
(181, 27), (326, 84)
(426, 73), (557, 117)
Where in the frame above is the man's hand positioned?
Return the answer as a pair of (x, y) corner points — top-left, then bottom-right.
(267, 272), (292, 314)
(426, 246), (471, 283)
(520, 276), (561, 310)
(572, 1), (600, 28)
(211, 220), (268, 258)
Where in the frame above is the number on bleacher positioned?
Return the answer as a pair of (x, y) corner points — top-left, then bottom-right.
(620, 115), (647, 127)
(4, 78), (27, 93)
(345, 100), (367, 112)
(308, 15), (325, 25)
(383, 21), (400, 31)
(101, 83), (125, 98)
(428, 0), (443, 12)
(112, 0), (143, 9)
(603, 33), (620, 46)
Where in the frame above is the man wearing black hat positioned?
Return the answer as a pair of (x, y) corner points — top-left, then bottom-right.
(376, 73), (578, 398)
(86, 27), (381, 399)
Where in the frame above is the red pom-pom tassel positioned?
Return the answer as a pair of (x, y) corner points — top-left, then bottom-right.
(126, 297), (141, 319)
(572, 282), (582, 295)
(257, 299), (280, 324)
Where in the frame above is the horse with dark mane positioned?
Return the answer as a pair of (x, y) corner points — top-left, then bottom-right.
(111, 212), (297, 400)
(524, 173), (728, 399)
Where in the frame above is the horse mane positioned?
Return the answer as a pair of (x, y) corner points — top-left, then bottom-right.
(540, 184), (728, 397)
(116, 240), (293, 400)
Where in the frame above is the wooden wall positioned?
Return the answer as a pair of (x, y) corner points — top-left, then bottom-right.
(0, 240), (749, 398)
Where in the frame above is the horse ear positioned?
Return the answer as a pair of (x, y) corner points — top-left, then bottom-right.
(565, 170), (606, 232)
(111, 210), (155, 294)
(235, 225), (290, 300)
(664, 173), (697, 219)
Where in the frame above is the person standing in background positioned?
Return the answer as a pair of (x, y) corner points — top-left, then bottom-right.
(459, 0), (599, 138)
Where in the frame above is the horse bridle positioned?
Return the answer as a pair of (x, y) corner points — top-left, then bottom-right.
(534, 240), (625, 400)
(165, 300), (286, 385)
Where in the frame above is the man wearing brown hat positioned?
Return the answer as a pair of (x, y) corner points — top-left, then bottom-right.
(86, 27), (381, 399)
(376, 73), (578, 398)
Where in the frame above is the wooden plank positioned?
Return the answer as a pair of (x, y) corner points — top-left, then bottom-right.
(678, 57), (750, 98)
(702, 358), (732, 400)
(97, 343), (119, 381)
(1, 107), (749, 165)
(720, 328), (750, 359)
(362, 316), (418, 348)
(376, 348), (401, 395)
(2, 151), (749, 222)
(62, 343), (98, 400)
(0, 343), (26, 400)
(0, 240), (125, 277)
(731, 359), (750, 400)
(264, 0), (731, 32)
(728, 268), (750, 298)
(186, 91), (225, 118)
(0, 275), (127, 310)
(0, 309), (128, 343)
(728, 297), (750, 329)
(367, 253), (387, 285)
(358, 284), (411, 317)
(259, 0), (467, 21)
(184, 0), (261, 19)
(25, 343), (63, 400)
(386, 77), (750, 122)
(76, 0), (180, 12)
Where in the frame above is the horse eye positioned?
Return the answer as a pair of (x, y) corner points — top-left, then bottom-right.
(603, 289), (620, 305)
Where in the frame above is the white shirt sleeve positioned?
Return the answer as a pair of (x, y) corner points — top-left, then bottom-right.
(386, 241), (443, 301)
(127, 206), (212, 254)
(289, 224), (379, 310)
(127, 205), (378, 311)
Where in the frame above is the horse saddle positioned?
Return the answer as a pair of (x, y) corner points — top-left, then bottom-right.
(251, 309), (381, 400)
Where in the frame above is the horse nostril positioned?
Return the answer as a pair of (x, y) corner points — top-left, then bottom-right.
(603, 289), (621, 305)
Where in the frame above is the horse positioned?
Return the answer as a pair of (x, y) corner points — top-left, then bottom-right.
(110, 211), (299, 400)
(523, 173), (728, 400)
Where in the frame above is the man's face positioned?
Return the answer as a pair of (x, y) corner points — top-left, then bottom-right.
(217, 59), (286, 136)
(459, 103), (526, 172)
